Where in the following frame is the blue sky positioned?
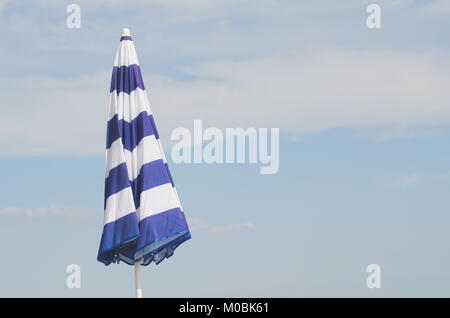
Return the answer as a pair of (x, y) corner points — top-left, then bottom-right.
(1, 0), (450, 297)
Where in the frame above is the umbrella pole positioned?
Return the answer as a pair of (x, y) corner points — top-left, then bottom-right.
(134, 262), (143, 298)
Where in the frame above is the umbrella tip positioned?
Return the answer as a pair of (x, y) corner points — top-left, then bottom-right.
(122, 28), (131, 36)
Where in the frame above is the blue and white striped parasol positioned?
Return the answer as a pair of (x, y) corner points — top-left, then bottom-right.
(97, 28), (191, 295)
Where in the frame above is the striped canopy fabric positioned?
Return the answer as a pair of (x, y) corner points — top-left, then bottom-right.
(97, 29), (191, 266)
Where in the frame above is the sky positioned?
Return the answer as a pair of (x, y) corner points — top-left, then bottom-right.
(0, 0), (450, 297)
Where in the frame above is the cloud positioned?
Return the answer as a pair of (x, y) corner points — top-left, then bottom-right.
(2, 48), (450, 157)
(380, 171), (450, 189)
(421, 0), (450, 14)
(189, 218), (255, 233)
(359, 125), (441, 142)
(0, 0), (11, 13)
(146, 48), (450, 145)
(172, 49), (450, 131)
(0, 71), (108, 157)
(0, 206), (82, 219)
(397, 174), (421, 187)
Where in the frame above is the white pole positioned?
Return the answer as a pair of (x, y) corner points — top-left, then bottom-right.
(134, 262), (143, 298)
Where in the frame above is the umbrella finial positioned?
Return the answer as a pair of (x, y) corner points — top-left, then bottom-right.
(122, 28), (131, 36)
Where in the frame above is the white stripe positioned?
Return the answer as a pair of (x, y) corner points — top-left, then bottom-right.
(124, 135), (165, 180)
(104, 187), (136, 225)
(108, 88), (152, 122)
(155, 137), (168, 163)
(105, 138), (126, 176)
(113, 40), (140, 67)
(105, 134), (165, 178)
(137, 183), (180, 221)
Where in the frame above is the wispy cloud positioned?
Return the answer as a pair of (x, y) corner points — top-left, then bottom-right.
(421, 0), (450, 14)
(397, 174), (421, 187)
(0, 206), (82, 219)
(189, 218), (255, 233)
(392, 171), (450, 188)
(359, 125), (441, 142)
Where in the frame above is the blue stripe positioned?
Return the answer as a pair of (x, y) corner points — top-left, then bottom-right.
(106, 111), (156, 151)
(106, 114), (122, 149)
(131, 159), (172, 209)
(165, 163), (175, 187)
(97, 212), (140, 266)
(148, 114), (159, 139)
(104, 159), (172, 208)
(120, 36), (132, 41)
(142, 230), (191, 265)
(104, 163), (131, 207)
(110, 64), (144, 94)
(97, 208), (191, 266)
(136, 207), (190, 252)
